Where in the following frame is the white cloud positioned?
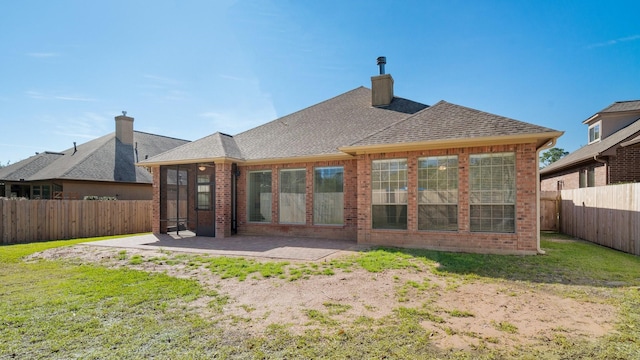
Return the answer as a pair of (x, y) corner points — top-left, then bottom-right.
(25, 90), (96, 102)
(198, 103), (277, 135)
(143, 74), (182, 86)
(587, 34), (640, 49)
(26, 52), (60, 58)
(46, 112), (111, 139)
(54, 95), (96, 102)
(218, 74), (251, 82)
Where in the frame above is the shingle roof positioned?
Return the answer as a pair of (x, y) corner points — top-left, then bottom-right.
(348, 100), (558, 147)
(140, 87), (429, 163)
(140, 132), (243, 164)
(600, 100), (640, 113)
(621, 134), (640, 147)
(0, 131), (188, 183)
(583, 100), (640, 124)
(140, 87), (560, 165)
(540, 118), (640, 174)
(233, 87), (428, 160)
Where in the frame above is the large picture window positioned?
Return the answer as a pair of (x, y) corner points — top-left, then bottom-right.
(469, 152), (515, 233)
(372, 159), (407, 229)
(279, 169), (306, 224)
(248, 171), (272, 222)
(418, 156), (458, 231)
(314, 166), (344, 225)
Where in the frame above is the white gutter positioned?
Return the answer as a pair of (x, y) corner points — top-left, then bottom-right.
(536, 138), (558, 255)
(593, 154), (608, 184)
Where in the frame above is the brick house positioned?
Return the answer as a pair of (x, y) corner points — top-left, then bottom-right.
(540, 100), (640, 191)
(0, 114), (188, 200)
(139, 64), (562, 254)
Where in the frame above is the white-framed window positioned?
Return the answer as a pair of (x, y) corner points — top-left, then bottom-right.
(469, 152), (516, 233)
(589, 123), (601, 143)
(247, 170), (272, 222)
(279, 169), (306, 224)
(418, 156), (458, 231)
(579, 167), (596, 188)
(587, 167), (595, 187)
(314, 166), (344, 225)
(372, 159), (407, 229)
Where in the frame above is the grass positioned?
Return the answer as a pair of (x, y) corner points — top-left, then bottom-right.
(0, 237), (219, 359)
(0, 234), (141, 263)
(1, 232), (640, 359)
(492, 320), (519, 334)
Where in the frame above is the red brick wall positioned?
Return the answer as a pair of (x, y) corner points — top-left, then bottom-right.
(540, 168), (580, 191)
(236, 159), (358, 240)
(357, 143), (540, 254)
(151, 166), (161, 234)
(215, 163), (233, 238)
(540, 162), (607, 190)
(610, 144), (640, 184)
(153, 143), (542, 254)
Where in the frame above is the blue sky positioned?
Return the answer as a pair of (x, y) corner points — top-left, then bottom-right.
(1, 0), (639, 164)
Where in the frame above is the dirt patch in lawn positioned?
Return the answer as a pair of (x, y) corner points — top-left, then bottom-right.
(32, 245), (617, 351)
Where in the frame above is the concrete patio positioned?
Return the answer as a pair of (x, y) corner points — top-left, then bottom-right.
(83, 232), (366, 261)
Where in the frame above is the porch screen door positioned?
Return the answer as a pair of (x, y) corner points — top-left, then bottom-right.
(195, 170), (215, 236)
(166, 167), (189, 233)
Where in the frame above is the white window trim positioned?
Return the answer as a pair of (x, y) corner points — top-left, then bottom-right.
(588, 122), (601, 144)
(247, 170), (272, 223)
(279, 168), (306, 225)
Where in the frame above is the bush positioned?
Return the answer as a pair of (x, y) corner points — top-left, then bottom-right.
(83, 196), (118, 200)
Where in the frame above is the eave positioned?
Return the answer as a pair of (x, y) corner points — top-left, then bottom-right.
(136, 153), (356, 167)
(241, 153), (354, 166)
(136, 156), (245, 167)
(339, 132), (564, 155)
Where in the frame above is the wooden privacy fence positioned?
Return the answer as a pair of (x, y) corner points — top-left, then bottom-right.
(540, 191), (560, 231)
(0, 199), (152, 245)
(559, 183), (640, 256)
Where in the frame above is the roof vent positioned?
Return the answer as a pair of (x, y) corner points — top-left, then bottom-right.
(377, 56), (386, 75)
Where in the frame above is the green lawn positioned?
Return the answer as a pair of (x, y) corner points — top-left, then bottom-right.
(1, 233), (639, 359)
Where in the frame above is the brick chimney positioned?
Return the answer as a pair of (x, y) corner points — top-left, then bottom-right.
(371, 56), (394, 107)
(115, 112), (134, 145)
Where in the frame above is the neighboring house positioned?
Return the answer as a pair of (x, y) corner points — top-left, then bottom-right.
(139, 63), (562, 254)
(0, 114), (189, 200)
(540, 100), (640, 191)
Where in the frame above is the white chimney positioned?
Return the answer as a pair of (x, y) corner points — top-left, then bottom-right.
(115, 112), (134, 145)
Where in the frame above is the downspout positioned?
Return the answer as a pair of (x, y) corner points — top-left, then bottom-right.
(536, 138), (557, 255)
(593, 154), (608, 184)
(231, 163), (238, 234)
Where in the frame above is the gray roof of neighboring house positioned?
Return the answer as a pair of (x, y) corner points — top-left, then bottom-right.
(540, 118), (640, 175)
(140, 86), (560, 165)
(621, 134), (640, 147)
(583, 100), (640, 123)
(600, 100), (640, 113)
(0, 131), (188, 183)
(348, 100), (558, 147)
